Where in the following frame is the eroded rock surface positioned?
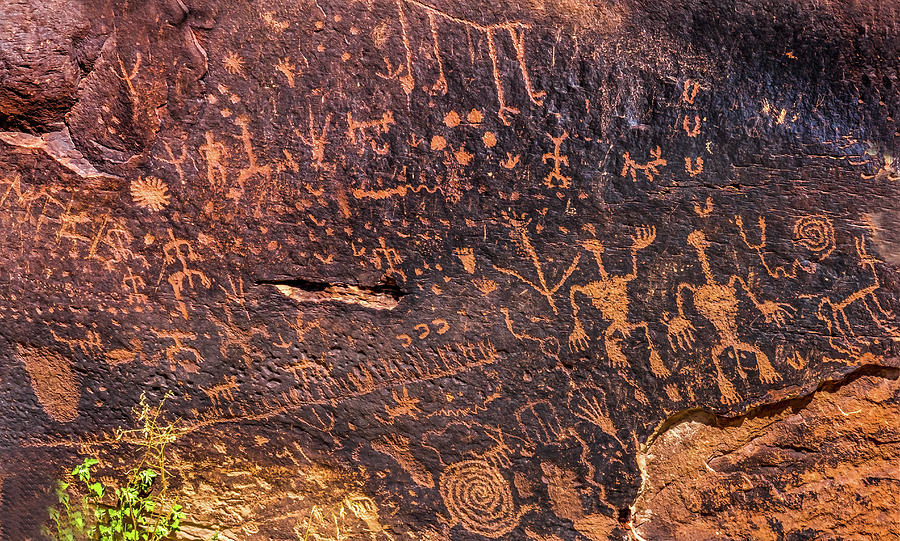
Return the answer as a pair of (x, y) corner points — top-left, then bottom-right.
(632, 367), (900, 540)
(0, 0), (897, 539)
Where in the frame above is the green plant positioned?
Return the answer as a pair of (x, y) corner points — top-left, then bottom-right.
(43, 393), (206, 541)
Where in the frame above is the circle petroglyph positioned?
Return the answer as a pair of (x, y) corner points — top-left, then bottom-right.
(439, 459), (520, 538)
(793, 214), (835, 260)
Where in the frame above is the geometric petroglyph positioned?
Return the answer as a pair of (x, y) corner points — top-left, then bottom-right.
(130, 176), (171, 211)
(439, 458), (523, 538)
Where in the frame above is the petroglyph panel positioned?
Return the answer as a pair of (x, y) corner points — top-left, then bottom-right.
(0, 0), (897, 538)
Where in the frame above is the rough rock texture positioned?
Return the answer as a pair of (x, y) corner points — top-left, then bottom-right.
(631, 366), (900, 540)
(0, 0), (898, 539)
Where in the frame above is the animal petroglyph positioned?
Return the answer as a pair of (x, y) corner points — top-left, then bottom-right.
(816, 236), (898, 354)
(394, 0), (545, 123)
(621, 146), (667, 182)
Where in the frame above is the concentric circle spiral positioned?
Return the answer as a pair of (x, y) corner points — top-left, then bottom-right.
(793, 214), (834, 259)
(439, 459), (519, 538)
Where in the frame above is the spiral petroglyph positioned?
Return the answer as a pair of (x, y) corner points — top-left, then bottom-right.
(439, 458), (521, 538)
(793, 215), (835, 260)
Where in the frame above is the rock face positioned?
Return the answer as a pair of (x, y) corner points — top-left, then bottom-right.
(0, 0), (897, 539)
(631, 367), (900, 540)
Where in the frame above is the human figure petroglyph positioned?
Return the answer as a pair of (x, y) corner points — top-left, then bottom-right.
(542, 131), (571, 189)
(199, 131), (229, 190)
(666, 230), (794, 403)
(296, 107), (332, 170)
(159, 229), (211, 319)
(569, 226), (669, 376)
(816, 236), (898, 354)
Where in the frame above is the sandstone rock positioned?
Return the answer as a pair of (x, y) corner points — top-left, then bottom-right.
(0, 0), (897, 539)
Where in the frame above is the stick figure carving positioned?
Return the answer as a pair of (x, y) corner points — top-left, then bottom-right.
(817, 236), (898, 354)
(666, 230), (794, 403)
(569, 226), (669, 376)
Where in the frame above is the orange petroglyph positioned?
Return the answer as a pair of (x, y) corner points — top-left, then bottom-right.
(444, 110), (461, 127)
(151, 328), (203, 372)
(682, 114), (701, 137)
(394, 0), (416, 95)
(542, 131), (571, 188)
(468, 109), (484, 123)
(48, 328), (102, 356)
(427, 12), (448, 94)
(223, 51), (245, 75)
(816, 236), (898, 354)
(105, 338), (143, 366)
(473, 278), (498, 295)
(275, 58), (297, 87)
(199, 131), (229, 190)
(493, 213), (581, 314)
(371, 237), (406, 280)
(130, 176), (170, 211)
(351, 182), (440, 200)
(347, 111), (394, 141)
(395, 0), (544, 123)
(693, 196), (714, 217)
(159, 229), (211, 320)
(501, 153), (520, 169)
(430, 134), (447, 150)
(157, 142), (189, 185)
(454, 247), (476, 273)
(439, 442), (530, 539)
(667, 230), (794, 403)
(541, 461), (618, 540)
(115, 52), (143, 125)
(202, 375), (239, 406)
(682, 79), (700, 104)
(433, 319), (450, 334)
(569, 226), (668, 376)
(371, 435), (434, 488)
(776, 344), (807, 370)
(793, 214), (836, 259)
(262, 11), (289, 32)
(296, 108), (332, 169)
(482, 131), (497, 147)
(454, 145), (473, 165)
(734, 216), (816, 278)
(382, 387), (423, 421)
(16, 344), (79, 423)
(234, 116), (272, 194)
(621, 146), (667, 182)
(501, 307), (560, 359)
(347, 110), (395, 151)
(685, 156), (703, 177)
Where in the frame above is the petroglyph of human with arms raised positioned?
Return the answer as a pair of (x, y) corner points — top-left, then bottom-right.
(665, 230), (794, 403)
(568, 226), (669, 376)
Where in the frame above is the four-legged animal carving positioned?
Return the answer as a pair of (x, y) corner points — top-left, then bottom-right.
(666, 230), (794, 403)
(817, 236), (898, 354)
(569, 226), (669, 376)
